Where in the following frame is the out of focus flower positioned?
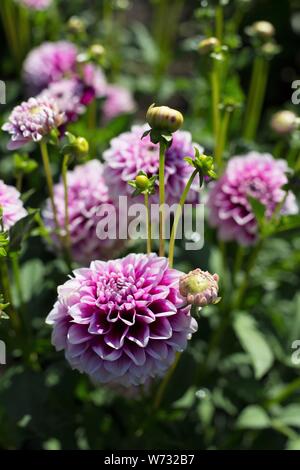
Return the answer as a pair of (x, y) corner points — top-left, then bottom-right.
(17, 0), (52, 10)
(103, 125), (202, 205)
(0, 180), (27, 230)
(2, 97), (64, 150)
(271, 110), (298, 135)
(38, 79), (86, 123)
(43, 160), (124, 265)
(23, 42), (107, 102)
(198, 37), (220, 55)
(102, 84), (136, 123)
(23, 41), (78, 94)
(208, 152), (298, 245)
(46, 253), (198, 387)
(246, 21), (275, 40)
(179, 269), (219, 307)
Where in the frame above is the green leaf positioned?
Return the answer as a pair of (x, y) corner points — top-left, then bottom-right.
(237, 405), (271, 429)
(8, 210), (39, 253)
(248, 196), (266, 226)
(276, 215), (300, 233)
(233, 312), (274, 379)
(276, 405), (300, 428)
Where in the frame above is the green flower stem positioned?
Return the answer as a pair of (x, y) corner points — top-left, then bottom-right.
(1, 0), (20, 66)
(10, 253), (24, 307)
(265, 377), (300, 407)
(210, 62), (221, 150)
(144, 192), (152, 255)
(273, 140), (285, 158)
(18, 4), (30, 59)
(40, 141), (61, 241)
(0, 257), (21, 333)
(287, 146), (299, 168)
(215, 4), (223, 42)
(244, 55), (269, 140)
(169, 169), (198, 268)
(87, 100), (97, 129)
(154, 350), (181, 410)
(295, 152), (300, 173)
(215, 108), (231, 170)
(62, 154), (72, 264)
(159, 140), (167, 257)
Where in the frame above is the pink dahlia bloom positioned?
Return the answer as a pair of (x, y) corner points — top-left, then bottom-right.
(23, 41), (78, 94)
(43, 160), (124, 265)
(17, 0), (52, 10)
(46, 253), (198, 387)
(102, 84), (136, 123)
(38, 79), (86, 123)
(2, 97), (64, 150)
(103, 124), (202, 205)
(23, 42), (107, 100)
(208, 152), (298, 245)
(0, 180), (27, 230)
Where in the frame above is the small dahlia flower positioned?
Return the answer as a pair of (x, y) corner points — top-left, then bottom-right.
(38, 79), (86, 123)
(23, 41), (78, 94)
(43, 160), (124, 265)
(46, 253), (197, 387)
(2, 97), (64, 150)
(208, 152), (298, 245)
(102, 84), (136, 123)
(0, 180), (27, 230)
(17, 0), (52, 10)
(103, 124), (202, 205)
(179, 269), (219, 307)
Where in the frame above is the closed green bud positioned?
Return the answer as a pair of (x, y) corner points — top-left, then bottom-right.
(247, 21), (275, 39)
(68, 16), (86, 34)
(271, 111), (297, 135)
(135, 174), (149, 190)
(146, 104), (183, 133)
(74, 137), (89, 157)
(89, 44), (105, 60)
(198, 37), (220, 55)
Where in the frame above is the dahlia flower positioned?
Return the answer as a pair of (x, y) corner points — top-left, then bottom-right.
(0, 180), (27, 230)
(23, 42), (78, 94)
(179, 269), (219, 307)
(17, 0), (52, 10)
(23, 41), (107, 100)
(103, 124), (202, 205)
(43, 160), (124, 265)
(208, 152), (298, 245)
(102, 84), (136, 123)
(2, 97), (64, 150)
(38, 79), (86, 123)
(46, 253), (198, 387)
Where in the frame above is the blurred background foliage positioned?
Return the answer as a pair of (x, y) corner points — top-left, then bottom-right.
(0, 0), (300, 450)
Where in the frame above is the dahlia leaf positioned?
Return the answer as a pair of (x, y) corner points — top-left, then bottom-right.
(237, 405), (271, 429)
(233, 312), (274, 379)
(9, 210), (39, 253)
(248, 196), (266, 227)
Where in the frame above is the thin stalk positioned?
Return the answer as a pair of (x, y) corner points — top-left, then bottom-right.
(159, 140), (166, 257)
(154, 351), (181, 410)
(244, 54), (261, 129)
(40, 141), (60, 237)
(211, 62), (220, 150)
(169, 169), (198, 268)
(87, 100), (97, 129)
(11, 253), (24, 306)
(62, 154), (72, 263)
(215, 109), (231, 170)
(16, 173), (23, 193)
(144, 192), (152, 254)
(244, 56), (269, 140)
(1, 0), (20, 65)
(287, 146), (298, 168)
(215, 4), (223, 42)
(273, 140), (285, 158)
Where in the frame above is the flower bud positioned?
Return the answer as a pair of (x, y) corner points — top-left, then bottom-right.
(248, 21), (275, 39)
(74, 137), (89, 157)
(135, 174), (149, 190)
(271, 110), (297, 135)
(179, 269), (220, 307)
(89, 44), (105, 60)
(198, 37), (220, 55)
(146, 104), (183, 133)
(67, 16), (86, 34)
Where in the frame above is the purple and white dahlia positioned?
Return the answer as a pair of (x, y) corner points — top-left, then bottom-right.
(103, 124), (201, 205)
(0, 180), (27, 230)
(102, 84), (136, 123)
(43, 160), (124, 265)
(2, 97), (64, 150)
(208, 152), (298, 245)
(23, 41), (78, 94)
(46, 253), (197, 387)
(17, 0), (52, 10)
(38, 79), (86, 123)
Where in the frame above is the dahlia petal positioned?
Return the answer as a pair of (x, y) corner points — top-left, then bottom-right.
(67, 324), (90, 344)
(149, 317), (172, 340)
